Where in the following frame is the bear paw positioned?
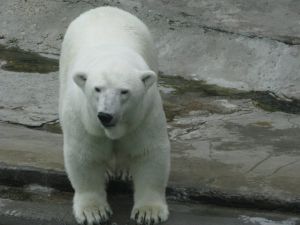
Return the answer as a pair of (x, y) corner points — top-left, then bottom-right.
(75, 205), (112, 225)
(105, 169), (132, 181)
(116, 169), (132, 181)
(105, 169), (115, 181)
(74, 199), (112, 225)
(131, 203), (169, 225)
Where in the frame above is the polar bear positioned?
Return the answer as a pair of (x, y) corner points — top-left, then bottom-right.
(59, 6), (170, 225)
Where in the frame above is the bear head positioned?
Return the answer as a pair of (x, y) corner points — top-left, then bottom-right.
(72, 53), (157, 139)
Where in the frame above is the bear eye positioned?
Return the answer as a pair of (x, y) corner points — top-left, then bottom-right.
(121, 89), (129, 95)
(95, 87), (101, 92)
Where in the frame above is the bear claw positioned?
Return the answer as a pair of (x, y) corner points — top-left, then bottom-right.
(75, 205), (112, 225)
(131, 203), (169, 225)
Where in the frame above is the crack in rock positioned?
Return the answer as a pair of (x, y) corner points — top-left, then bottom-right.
(270, 160), (300, 176)
(245, 154), (272, 174)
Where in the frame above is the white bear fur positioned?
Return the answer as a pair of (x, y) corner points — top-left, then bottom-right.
(59, 6), (170, 225)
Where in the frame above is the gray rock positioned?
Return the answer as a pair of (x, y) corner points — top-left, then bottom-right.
(1, 0), (300, 98)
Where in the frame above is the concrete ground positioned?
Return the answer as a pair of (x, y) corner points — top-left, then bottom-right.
(1, 97), (300, 210)
(0, 0), (300, 223)
(0, 185), (299, 225)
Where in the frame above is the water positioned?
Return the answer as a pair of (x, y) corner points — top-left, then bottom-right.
(0, 44), (58, 73)
(159, 75), (300, 116)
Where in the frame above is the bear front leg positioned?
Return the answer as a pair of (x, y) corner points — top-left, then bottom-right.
(64, 138), (112, 225)
(130, 151), (170, 225)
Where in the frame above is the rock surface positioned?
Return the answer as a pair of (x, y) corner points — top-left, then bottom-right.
(0, 0), (300, 98)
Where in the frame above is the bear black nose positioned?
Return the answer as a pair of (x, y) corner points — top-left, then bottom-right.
(97, 112), (114, 127)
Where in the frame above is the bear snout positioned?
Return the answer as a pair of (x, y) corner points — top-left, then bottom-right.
(97, 112), (116, 127)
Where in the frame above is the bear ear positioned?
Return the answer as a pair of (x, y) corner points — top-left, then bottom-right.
(140, 70), (157, 89)
(73, 72), (87, 88)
